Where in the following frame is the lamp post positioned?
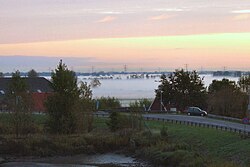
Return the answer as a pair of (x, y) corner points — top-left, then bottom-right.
(247, 86), (250, 118)
(160, 90), (163, 112)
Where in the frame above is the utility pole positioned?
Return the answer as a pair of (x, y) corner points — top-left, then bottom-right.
(185, 64), (188, 72)
(124, 65), (127, 73)
(248, 86), (250, 118)
(91, 66), (94, 76)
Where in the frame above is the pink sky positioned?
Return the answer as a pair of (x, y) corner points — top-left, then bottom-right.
(0, 0), (250, 72)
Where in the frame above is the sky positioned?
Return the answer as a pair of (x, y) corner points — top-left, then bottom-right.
(0, 0), (250, 72)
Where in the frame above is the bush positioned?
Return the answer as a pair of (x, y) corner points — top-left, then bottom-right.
(160, 125), (168, 138)
(0, 123), (12, 134)
(96, 97), (121, 111)
(106, 111), (130, 132)
(106, 111), (144, 132)
(129, 98), (152, 111)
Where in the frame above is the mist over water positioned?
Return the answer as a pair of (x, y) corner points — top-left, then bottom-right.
(76, 74), (240, 99)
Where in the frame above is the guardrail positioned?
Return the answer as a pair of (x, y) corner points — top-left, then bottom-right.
(143, 116), (250, 136)
(94, 113), (250, 136)
(93, 113), (109, 118)
(207, 114), (242, 123)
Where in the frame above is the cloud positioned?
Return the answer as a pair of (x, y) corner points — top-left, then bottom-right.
(97, 11), (124, 15)
(152, 8), (186, 12)
(233, 14), (250, 20)
(232, 10), (250, 14)
(148, 14), (174, 21)
(96, 16), (117, 23)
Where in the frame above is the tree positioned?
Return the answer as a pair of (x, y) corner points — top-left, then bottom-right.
(239, 75), (250, 92)
(208, 78), (237, 93)
(96, 97), (121, 111)
(0, 72), (4, 78)
(156, 69), (207, 111)
(46, 60), (80, 134)
(79, 81), (92, 100)
(90, 78), (101, 88)
(46, 60), (94, 134)
(106, 111), (122, 132)
(129, 99), (152, 111)
(27, 69), (39, 78)
(207, 79), (248, 118)
(78, 81), (95, 132)
(7, 70), (33, 137)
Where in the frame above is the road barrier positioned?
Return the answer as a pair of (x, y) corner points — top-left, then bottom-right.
(207, 114), (242, 123)
(143, 115), (250, 136)
(94, 113), (250, 136)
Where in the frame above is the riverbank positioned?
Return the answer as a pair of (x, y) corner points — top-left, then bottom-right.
(0, 117), (151, 166)
(1, 153), (148, 167)
(1, 117), (250, 166)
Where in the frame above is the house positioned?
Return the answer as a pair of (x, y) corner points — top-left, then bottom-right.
(0, 77), (53, 112)
(148, 97), (167, 112)
(148, 97), (179, 112)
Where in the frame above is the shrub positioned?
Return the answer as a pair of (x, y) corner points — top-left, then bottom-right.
(106, 111), (125, 131)
(160, 124), (168, 138)
(96, 97), (121, 111)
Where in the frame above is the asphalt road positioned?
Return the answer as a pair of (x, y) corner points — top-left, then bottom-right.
(95, 111), (250, 133)
(143, 114), (250, 132)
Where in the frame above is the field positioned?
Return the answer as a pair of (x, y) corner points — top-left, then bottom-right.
(1, 113), (250, 166)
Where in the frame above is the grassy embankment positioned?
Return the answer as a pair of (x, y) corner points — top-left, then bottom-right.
(145, 120), (250, 166)
(0, 113), (250, 166)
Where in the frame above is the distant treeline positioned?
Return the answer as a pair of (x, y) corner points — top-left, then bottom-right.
(2, 70), (250, 77)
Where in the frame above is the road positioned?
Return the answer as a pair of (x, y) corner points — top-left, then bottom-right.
(143, 114), (250, 132)
(95, 111), (250, 133)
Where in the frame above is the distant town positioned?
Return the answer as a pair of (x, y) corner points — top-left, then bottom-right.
(1, 70), (248, 78)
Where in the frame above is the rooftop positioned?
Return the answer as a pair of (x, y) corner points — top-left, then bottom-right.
(0, 77), (53, 94)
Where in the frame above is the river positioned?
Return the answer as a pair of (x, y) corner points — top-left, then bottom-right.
(1, 153), (150, 167)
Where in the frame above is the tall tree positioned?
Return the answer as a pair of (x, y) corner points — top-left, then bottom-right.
(46, 60), (79, 134)
(46, 60), (94, 134)
(156, 69), (207, 111)
(8, 70), (33, 137)
(27, 69), (39, 78)
(207, 79), (247, 118)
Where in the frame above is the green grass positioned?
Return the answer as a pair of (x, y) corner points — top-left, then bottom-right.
(0, 113), (48, 125)
(93, 117), (250, 165)
(93, 117), (109, 128)
(145, 120), (250, 166)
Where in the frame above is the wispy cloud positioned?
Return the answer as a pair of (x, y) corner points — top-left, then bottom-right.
(96, 16), (117, 23)
(97, 11), (123, 15)
(148, 14), (174, 21)
(232, 10), (250, 14)
(233, 14), (250, 20)
(152, 8), (186, 12)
